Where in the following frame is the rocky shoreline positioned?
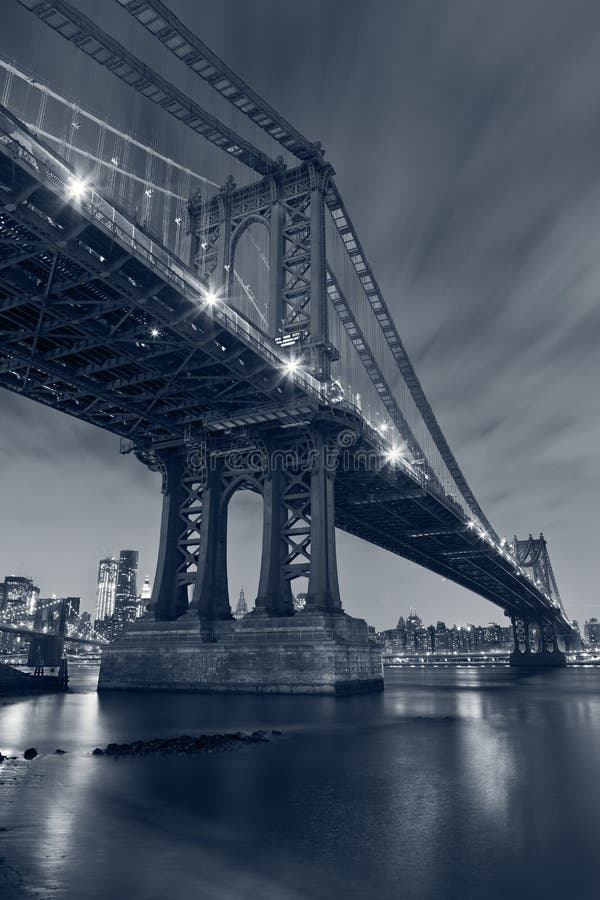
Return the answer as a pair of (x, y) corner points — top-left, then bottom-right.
(0, 663), (64, 696)
(0, 730), (282, 763)
(92, 730), (282, 758)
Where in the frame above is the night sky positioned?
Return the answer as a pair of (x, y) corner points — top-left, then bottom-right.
(1, 0), (599, 630)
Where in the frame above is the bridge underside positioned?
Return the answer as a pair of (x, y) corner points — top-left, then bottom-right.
(0, 110), (571, 691)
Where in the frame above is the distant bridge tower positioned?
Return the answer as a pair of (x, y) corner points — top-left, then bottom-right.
(27, 597), (67, 669)
(509, 534), (571, 664)
(513, 534), (563, 608)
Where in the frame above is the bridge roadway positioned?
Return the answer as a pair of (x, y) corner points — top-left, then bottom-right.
(0, 622), (105, 648)
(0, 106), (571, 633)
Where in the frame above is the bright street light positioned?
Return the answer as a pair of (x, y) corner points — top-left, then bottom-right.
(385, 444), (404, 465)
(65, 174), (88, 202)
(284, 358), (300, 377)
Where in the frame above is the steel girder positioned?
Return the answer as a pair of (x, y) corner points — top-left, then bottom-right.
(0, 144), (307, 443)
(16, 0), (275, 176)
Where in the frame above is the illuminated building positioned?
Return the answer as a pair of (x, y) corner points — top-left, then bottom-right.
(95, 557), (118, 622)
(113, 550), (139, 630)
(234, 587), (248, 619)
(1, 575), (39, 621)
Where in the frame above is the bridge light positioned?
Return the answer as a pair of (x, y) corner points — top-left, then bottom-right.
(150, 327), (160, 338)
(467, 519), (476, 530)
(284, 358), (300, 377)
(385, 445), (403, 465)
(204, 290), (218, 307)
(65, 175), (88, 202)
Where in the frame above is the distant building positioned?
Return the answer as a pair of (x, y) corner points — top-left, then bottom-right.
(377, 610), (514, 657)
(64, 596), (81, 623)
(114, 550), (139, 631)
(434, 621), (448, 652)
(405, 609), (422, 651)
(95, 557), (118, 622)
(1, 576), (39, 621)
(584, 618), (600, 646)
(234, 587), (248, 619)
(134, 575), (152, 619)
(294, 592), (307, 612)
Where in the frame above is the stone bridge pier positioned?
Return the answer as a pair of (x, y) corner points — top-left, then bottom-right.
(509, 614), (567, 668)
(98, 427), (384, 695)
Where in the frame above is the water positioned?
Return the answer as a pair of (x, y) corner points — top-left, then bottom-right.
(1, 665), (599, 899)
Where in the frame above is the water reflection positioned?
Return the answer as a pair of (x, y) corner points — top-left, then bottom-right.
(1, 666), (599, 899)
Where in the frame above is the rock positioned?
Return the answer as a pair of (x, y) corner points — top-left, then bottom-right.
(91, 730), (277, 758)
(0, 752), (5, 763)
(271, 730), (282, 736)
(23, 747), (37, 760)
(55, 749), (66, 755)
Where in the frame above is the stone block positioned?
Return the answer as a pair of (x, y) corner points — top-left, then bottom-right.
(98, 611), (384, 695)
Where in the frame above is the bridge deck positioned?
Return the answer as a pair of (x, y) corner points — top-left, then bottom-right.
(0, 107), (570, 629)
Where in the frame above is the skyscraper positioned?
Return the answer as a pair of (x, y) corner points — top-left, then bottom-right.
(114, 550), (139, 630)
(1, 575), (39, 620)
(234, 587), (248, 619)
(135, 574), (152, 619)
(95, 557), (118, 622)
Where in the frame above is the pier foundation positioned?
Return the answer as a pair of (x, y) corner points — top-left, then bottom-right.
(98, 611), (383, 695)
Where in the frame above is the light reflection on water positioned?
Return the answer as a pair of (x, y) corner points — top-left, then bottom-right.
(1, 666), (599, 899)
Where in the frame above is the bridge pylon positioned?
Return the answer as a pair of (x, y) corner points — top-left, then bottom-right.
(508, 534), (568, 667)
(509, 614), (567, 668)
(97, 155), (382, 695)
(98, 424), (383, 694)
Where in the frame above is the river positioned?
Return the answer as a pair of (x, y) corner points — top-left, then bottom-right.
(1, 665), (598, 899)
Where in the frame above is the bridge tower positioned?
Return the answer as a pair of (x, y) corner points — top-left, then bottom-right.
(508, 534), (568, 667)
(27, 598), (67, 670)
(98, 160), (383, 695)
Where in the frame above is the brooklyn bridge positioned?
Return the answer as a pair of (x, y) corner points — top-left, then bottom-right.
(0, 0), (576, 692)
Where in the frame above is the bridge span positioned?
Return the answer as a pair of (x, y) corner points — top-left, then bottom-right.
(0, 0), (576, 692)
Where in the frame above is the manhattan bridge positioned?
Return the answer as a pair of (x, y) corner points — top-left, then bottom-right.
(0, 0), (576, 690)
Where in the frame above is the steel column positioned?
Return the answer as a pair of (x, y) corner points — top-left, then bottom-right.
(268, 196), (285, 338)
(309, 164), (329, 380)
(305, 431), (342, 612)
(149, 449), (190, 621)
(189, 458), (232, 620)
(255, 469), (295, 616)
